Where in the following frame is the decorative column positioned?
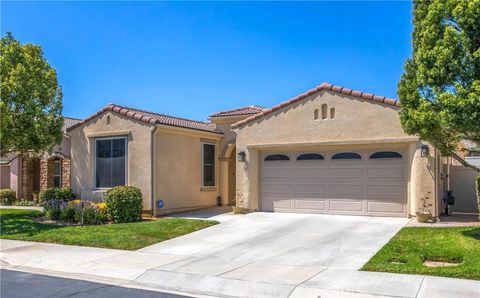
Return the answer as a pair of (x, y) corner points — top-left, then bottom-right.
(39, 159), (49, 190)
(61, 159), (71, 188)
(21, 157), (34, 200)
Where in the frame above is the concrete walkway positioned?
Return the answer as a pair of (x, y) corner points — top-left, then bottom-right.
(1, 212), (479, 297)
(0, 205), (43, 211)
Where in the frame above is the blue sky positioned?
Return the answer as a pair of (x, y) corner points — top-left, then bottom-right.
(1, 1), (413, 121)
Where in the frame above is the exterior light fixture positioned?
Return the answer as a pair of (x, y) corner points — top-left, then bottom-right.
(421, 144), (429, 157)
(238, 151), (246, 162)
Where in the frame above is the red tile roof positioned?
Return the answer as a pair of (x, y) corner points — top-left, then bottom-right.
(231, 82), (400, 129)
(209, 105), (265, 118)
(62, 117), (82, 131)
(66, 104), (222, 134)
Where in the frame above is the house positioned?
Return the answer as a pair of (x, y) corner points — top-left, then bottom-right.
(66, 82), (478, 218)
(66, 104), (263, 215)
(0, 117), (82, 200)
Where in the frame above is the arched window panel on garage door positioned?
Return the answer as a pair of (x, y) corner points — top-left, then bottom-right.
(331, 152), (362, 160)
(369, 151), (402, 159)
(264, 154), (290, 161)
(297, 153), (324, 161)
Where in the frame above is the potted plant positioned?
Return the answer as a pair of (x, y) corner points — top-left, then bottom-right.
(32, 190), (39, 203)
(416, 191), (433, 222)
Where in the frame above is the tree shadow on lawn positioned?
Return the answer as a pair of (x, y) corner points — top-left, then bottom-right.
(462, 228), (480, 240)
(0, 211), (63, 237)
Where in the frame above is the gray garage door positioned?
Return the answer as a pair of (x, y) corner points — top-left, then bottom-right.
(261, 149), (407, 217)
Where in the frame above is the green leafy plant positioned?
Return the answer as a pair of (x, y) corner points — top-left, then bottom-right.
(105, 186), (143, 223)
(60, 206), (76, 222)
(398, 0), (480, 173)
(38, 187), (75, 203)
(13, 199), (38, 207)
(0, 32), (63, 157)
(70, 201), (108, 225)
(0, 189), (16, 205)
(45, 207), (61, 220)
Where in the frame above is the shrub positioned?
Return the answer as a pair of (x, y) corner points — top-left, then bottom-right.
(73, 201), (108, 225)
(477, 176), (480, 221)
(105, 186), (143, 223)
(60, 206), (76, 222)
(38, 187), (76, 203)
(43, 199), (64, 220)
(14, 199), (38, 207)
(0, 189), (16, 205)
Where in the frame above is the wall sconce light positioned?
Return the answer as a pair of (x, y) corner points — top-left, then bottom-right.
(421, 144), (429, 157)
(238, 151), (246, 162)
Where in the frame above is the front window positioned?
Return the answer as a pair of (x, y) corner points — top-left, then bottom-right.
(202, 143), (215, 187)
(53, 158), (61, 187)
(95, 137), (127, 188)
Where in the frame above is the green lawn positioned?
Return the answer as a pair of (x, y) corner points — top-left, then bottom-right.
(362, 227), (480, 280)
(0, 208), (218, 250)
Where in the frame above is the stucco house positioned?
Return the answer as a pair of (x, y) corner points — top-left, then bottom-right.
(66, 104), (263, 216)
(0, 117), (82, 200)
(66, 82), (478, 218)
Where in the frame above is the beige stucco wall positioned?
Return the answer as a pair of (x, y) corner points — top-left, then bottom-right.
(234, 90), (438, 217)
(153, 126), (222, 215)
(68, 112), (154, 210)
(210, 115), (249, 205)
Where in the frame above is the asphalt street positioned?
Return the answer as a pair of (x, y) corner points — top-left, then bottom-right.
(0, 269), (190, 298)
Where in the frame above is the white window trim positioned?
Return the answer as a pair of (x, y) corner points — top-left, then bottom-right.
(201, 142), (216, 188)
(53, 159), (62, 188)
(94, 136), (128, 190)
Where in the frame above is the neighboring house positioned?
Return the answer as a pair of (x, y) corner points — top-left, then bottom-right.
(66, 82), (477, 218)
(462, 140), (480, 168)
(0, 117), (82, 200)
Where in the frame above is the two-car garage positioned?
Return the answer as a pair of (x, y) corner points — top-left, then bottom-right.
(261, 149), (407, 217)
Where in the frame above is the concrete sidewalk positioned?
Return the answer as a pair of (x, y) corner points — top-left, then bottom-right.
(1, 239), (479, 297)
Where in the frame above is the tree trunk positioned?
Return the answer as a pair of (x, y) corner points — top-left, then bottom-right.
(451, 152), (480, 173)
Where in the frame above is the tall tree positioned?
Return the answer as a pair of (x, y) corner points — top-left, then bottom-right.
(0, 32), (63, 157)
(398, 0), (480, 172)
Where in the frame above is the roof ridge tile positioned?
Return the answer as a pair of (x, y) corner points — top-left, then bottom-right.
(231, 82), (399, 129)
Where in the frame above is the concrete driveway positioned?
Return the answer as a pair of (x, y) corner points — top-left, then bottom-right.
(3, 211), (479, 297)
(134, 212), (410, 296)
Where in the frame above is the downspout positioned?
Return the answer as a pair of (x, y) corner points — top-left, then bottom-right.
(150, 126), (158, 218)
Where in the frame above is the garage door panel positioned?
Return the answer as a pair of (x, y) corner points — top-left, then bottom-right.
(294, 199), (326, 210)
(367, 166), (405, 178)
(263, 183), (292, 194)
(262, 177), (291, 184)
(330, 167), (364, 178)
(294, 167), (328, 177)
(367, 201), (405, 214)
(329, 200), (363, 212)
(293, 183), (327, 195)
(263, 167), (292, 178)
(273, 199), (292, 209)
(292, 177), (329, 184)
(261, 149), (407, 217)
(330, 184), (364, 196)
(367, 184), (405, 196)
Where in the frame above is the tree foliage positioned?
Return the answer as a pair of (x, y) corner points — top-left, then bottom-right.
(398, 0), (480, 172)
(0, 32), (63, 157)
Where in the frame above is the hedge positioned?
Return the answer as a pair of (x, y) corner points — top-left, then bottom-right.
(38, 187), (76, 203)
(105, 186), (143, 223)
(0, 189), (16, 205)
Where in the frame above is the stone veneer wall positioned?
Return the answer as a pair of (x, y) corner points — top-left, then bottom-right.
(39, 159), (48, 190)
(21, 157), (34, 200)
(61, 159), (71, 188)
(39, 157), (71, 190)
